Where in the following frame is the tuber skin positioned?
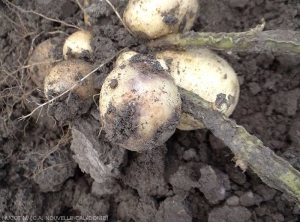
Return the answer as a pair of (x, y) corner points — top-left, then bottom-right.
(123, 0), (199, 39)
(44, 59), (96, 100)
(28, 37), (63, 89)
(114, 51), (138, 67)
(62, 30), (93, 59)
(115, 50), (169, 70)
(156, 49), (240, 130)
(99, 53), (181, 152)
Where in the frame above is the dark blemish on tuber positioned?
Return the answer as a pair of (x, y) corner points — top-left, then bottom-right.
(133, 30), (151, 39)
(107, 102), (116, 114)
(66, 47), (72, 58)
(109, 79), (118, 89)
(188, 10), (196, 19)
(165, 58), (173, 66)
(75, 72), (84, 81)
(179, 15), (187, 33)
(162, 15), (179, 26)
(47, 81), (55, 86)
(151, 60), (166, 72)
(46, 89), (55, 98)
(129, 54), (170, 79)
(215, 93), (228, 110)
(215, 93), (236, 111)
(50, 38), (56, 45)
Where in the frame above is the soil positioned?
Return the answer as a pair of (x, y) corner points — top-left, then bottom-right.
(1, 0), (300, 222)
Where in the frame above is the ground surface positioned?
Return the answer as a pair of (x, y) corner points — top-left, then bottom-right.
(1, 0), (300, 221)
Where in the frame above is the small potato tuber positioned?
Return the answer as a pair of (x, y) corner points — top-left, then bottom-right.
(100, 53), (181, 151)
(44, 59), (96, 100)
(123, 0), (199, 39)
(62, 30), (93, 59)
(28, 37), (63, 89)
(156, 49), (240, 130)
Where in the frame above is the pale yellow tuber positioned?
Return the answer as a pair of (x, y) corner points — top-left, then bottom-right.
(44, 59), (96, 100)
(156, 49), (240, 130)
(62, 30), (93, 59)
(123, 0), (199, 39)
(100, 53), (181, 151)
(28, 37), (63, 89)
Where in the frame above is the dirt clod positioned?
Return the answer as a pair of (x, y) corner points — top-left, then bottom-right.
(208, 205), (252, 222)
(71, 118), (127, 183)
(198, 166), (229, 204)
(155, 195), (192, 222)
(121, 145), (169, 196)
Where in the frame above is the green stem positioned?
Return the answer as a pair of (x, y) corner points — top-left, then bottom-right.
(179, 87), (300, 204)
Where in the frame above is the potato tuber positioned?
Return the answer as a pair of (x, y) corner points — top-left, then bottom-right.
(63, 30), (93, 59)
(44, 59), (96, 100)
(123, 0), (199, 39)
(28, 37), (63, 89)
(100, 53), (181, 151)
(156, 49), (240, 130)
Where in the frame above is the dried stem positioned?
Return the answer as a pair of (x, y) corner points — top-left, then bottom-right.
(179, 87), (300, 204)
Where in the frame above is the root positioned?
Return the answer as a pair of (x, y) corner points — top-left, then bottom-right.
(33, 161), (75, 178)
(1, 1), (73, 135)
(1, 59), (63, 74)
(0, 150), (13, 163)
(76, 0), (86, 13)
(17, 124), (72, 179)
(0, 57), (34, 119)
(93, 93), (100, 110)
(3, 0), (81, 30)
(2, 1), (29, 36)
(32, 125), (72, 178)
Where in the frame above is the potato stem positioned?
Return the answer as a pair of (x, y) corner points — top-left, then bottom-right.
(179, 87), (300, 204)
(148, 20), (300, 55)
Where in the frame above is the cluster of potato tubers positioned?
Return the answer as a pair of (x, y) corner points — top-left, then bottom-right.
(28, 29), (95, 98)
(28, 0), (240, 152)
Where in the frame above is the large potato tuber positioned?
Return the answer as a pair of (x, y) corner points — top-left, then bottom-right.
(100, 53), (181, 151)
(156, 49), (240, 130)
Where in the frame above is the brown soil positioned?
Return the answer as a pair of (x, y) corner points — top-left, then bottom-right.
(1, 0), (300, 221)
